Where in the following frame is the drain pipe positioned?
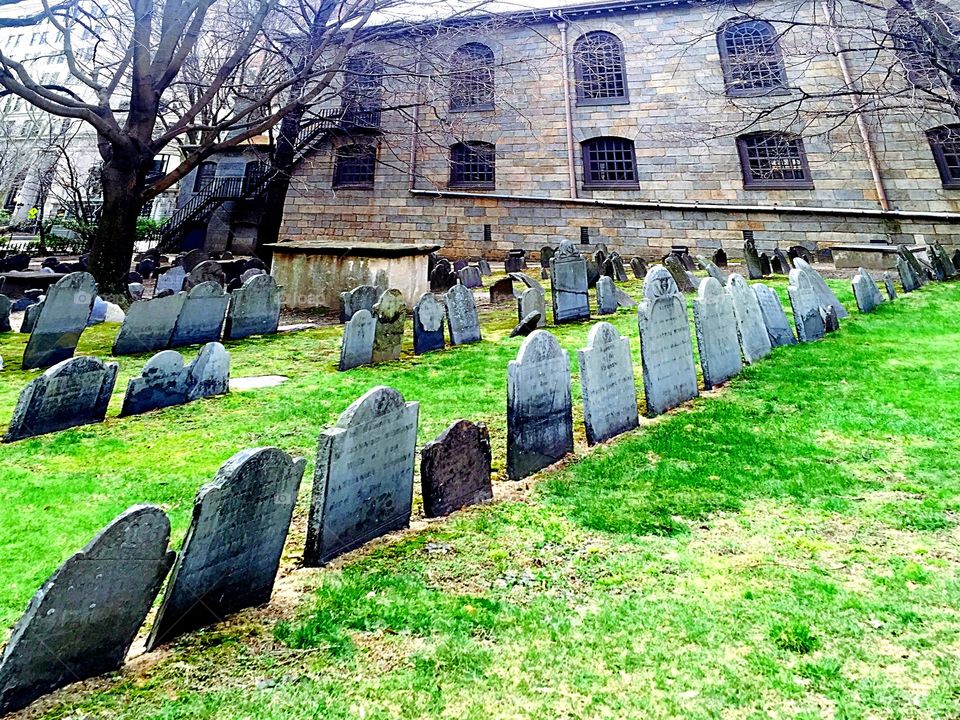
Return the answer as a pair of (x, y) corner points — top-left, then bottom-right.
(409, 43), (425, 190)
(557, 20), (579, 199)
(822, 0), (891, 211)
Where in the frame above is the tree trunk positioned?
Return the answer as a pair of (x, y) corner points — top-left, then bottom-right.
(255, 103), (306, 262)
(87, 159), (143, 300)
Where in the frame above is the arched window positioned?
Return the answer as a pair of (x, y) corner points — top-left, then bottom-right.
(450, 43), (495, 111)
(718, 19), (788, 96)
(341, 53), (383, 126)
(885, 0), (957, 88)
(736, 132), (813, 189)
(333, 144), (377, 188)
(193, 162), (216, 193)
(573, 31), (628, 105)
(581, 137), (637, 188)
(449, 142), (496, 188)
(927, 125), (960, 188)
(243, 160), (270, 194)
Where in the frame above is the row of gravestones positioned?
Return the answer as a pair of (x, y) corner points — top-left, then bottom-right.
(3, 343), (230, 442)
(428, 255), (494, 292)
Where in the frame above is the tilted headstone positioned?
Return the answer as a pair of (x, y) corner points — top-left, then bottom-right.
(697, 255), (728, 284)
(540, 246), (555, 268)
(0, 506), (174, 715)
(5, 356), (119, 442)
(726, 273), (772, 364)
(693, 277), (743, 390)
(305, 386), (419, 565)
(112, 291), (186, 356)
(883, 272), (897, 300)
(458, 266), (483, 289)
(128, 282), (145, 301)
(712, 248), (728, 267)
(773, 249), (792, 275)
(146, 448), (305, 649)
(792, 258), (848, 318)
(823, 304), (841, 333)
(155, 266), (187, 295)
(615, 287), (637, 308)
(477, 258), (492, 276)
(789, 245), (814, 264)
(510, 311), (542, 337)
(240, 267), (266, 284)
(852, 267), (884, 314)
(593, 249), (607, 269)
(372, 289), (405, 363)
(584, 257), (600, 288)
(787, 268), (827, 342)
(184, 341), (230, 401)
(489, 277), (515, 304)
(180, 248), (211, 272)
(601, 257), (615, 279)
(169, 281), (229, 348)
(510, 271), (544, 294)
(22, 272), (97, 370)
(928, 241), (957, 278)
(429, 263), (457, 293)
(549, 240), (590, 323)
(896, 254), (920, 293)
(184, 260), (225, 291)
(759, 253), (772, 277)
(413, 292), (445, 355)
(420, 419), (493, 518)
(0, 294), (11, 332)
(504, 249), (526, 273)
(507, 330), (573, 480)
(953, 249), (960, 273)
(679, 251), (696, 271)
(630, 256), (647, 279)
(637, 266), (699, 417)
(339, 284), (382, 324)
(577, 321), (639, 445)
(224, 273), (280, 340)
(596, 275), (617, 315)
(743, 238), (763, 280)
(20, 300), (43, 334)
(663, 254), (696, 293)
(339, 308), (375, 371)
(753, 283), (797, 347)
(518, 287), (546, 328)
(119, 343), (228, 416)
(445, 283), (481, 345)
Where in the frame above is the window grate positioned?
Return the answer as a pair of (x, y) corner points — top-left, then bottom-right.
(450, 43), (495, 111)
(719, 20), (787, 95)
(483, 224), (492, 242)
(927, 125), (960, 188)
(582, 137), (638, 187)
(736, 132), (812, 189)
(450, 142), (496, 187)
(573, 32), (628, 104)
(333, 144), (377, 188)
(580, 226), (590, 244)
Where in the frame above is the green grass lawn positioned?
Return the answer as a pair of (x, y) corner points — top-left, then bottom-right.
(2, 272), (960, 718)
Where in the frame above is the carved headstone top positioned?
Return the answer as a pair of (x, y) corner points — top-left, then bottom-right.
(224, 273), (281, 340)
(642, 265), (680, 300)
(726, 273), (772, 364)
(413, 292), (445, 355)
(372, 289), (406, 363)
(753, 283), (797, 348)
(577, 321), (639, 445)
(339, 308), (375, 371)
(693, 276), (742, 390)
(22, 271), (97, 370)
(340, 284), (383, 324)
(445, 283), (481, 345)
(420, 420), (493, 518)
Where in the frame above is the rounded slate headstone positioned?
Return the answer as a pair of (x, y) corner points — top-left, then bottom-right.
(420, 419), (493, 518)
(693, 277), (743, 390)
(596, 276), (617, 315)
(852, 267), (884, 314)
(726, 273), (772, 364)
(170, 281), (229, 349)
(155, 266), (187, 295)
(185, 342), (231, 401)
(339, 284), (382, 324)
(120, 349), (189, 416)
(518, 286), (547, 327)
(883, 272), (897, 301)
(445, 283), (481, 346)
(413, 292), (445, 355)
(339, 308), (376, 371)
(549, 240), (590, 324)
(458, 266), (483, 289)
(510, 310), (543, 337)
(787, 268), (827, 343)
(662, 255), (696, 294)
(21, 271), (97, 370)
(224, 273), (281, 340)
(577, 322), (639, 445)
(372, 289), (406, 363)
(792, 258), (848, 319)
(489, 276), (515, 304)
(113, 291), (187, 356)
(753, 283), (797, 348)
(184, 260), (225, 291)
(630, 256), (648, 279)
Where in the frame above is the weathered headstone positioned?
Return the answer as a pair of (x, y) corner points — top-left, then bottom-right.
(897, 245), (927, 287)
(852, 267), (884, 314)
(113, 291), (186, 355)
(20, 300), (43, 334)
(693, 277), (743, 390)
(169, 281), (229, 348)
(510, 311), (542, 337)
(596, 275), (617, 315)
(180, 248), (211, 272)
(929, 241), (957, 278)
(726, 273), (772, 364)
(155, 266), (187, 295)
(577, 322), (639, 445)
(339, 308), (375, 370)
(146, 448), (305, 649)
(184, 260), (225, 291)
(759, 253), (772, 277)
(339, 284), (382, 324)
(896, 254), (921, 293)
(305, 386), (419, 565)
(458, 266), (483, 289)
(0, 294), (11, 332)
(663, 254), (696, 293)
(793, 258), (848, 318)
(0, 506), (174, 715)
(489, 276), (515, 304)
(540, 246), (555, 268)
(549, 240), (590, 323)
(518, 287), (546, 328)
(743, 238), (763, 280)
(630, 256), (647, 279)
(789, 245), (814, 264)
(615, 287), (637, 308)
(420, 420), (493, 518)
(787, 268), (827, 342)
(507, 330), (573, 480)
(5, 356), (118, 442)
(184, 341), (231, 401)
(609, 252), (628, 282)
(120, 342), (229, 416)
(372, 289), (405, 363)
(584, 257), (601, 288)
(637, 266), (699, 416)
(445, 283), (481, 345)
(883, 272), (897, 300)
(953, 249), (960, 273)
(504, 249), (526, 273)
(773, 249), (792, 275)
(478, 259), (492, 276)
(753, 283), (797, 347)
(713, 248), (728, 267)
(224, 273), (280, 340)
(240, 267), (265, 284)
(823, 304), (841, 333)
(697, 255), (728, 284)
(429, 262), (457, 293)
(413, 292), (445, 355)
(453, 259), (468, 273)
(22, 272), (97, 370)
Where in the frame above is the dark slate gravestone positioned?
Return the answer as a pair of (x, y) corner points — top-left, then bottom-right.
(184, 341), (230, 401)
(883, 272), (897, 301)
(549, 240), (590, 323)
(372, 289), (406, 364)
(420, 419), (493, 518)
(693, 277), (743, 390)
(155, 266), (187, 295)
(453, 259), (468, 272)
(128, 282), (145, 301)
(680, 252), (696, 271)
(0, 294), (11, 332)
(584, 257), (601, 288)
(593, 249), (607, 269)
(611, 253), (629, 282)
(146, 448), (305, 649)
(489, 276), (515, 304)
(630, 256), (647, 279)
(697, 254), (728, 284)
(787, 268), (827, 342)
(823, 305), (841, 333)
(339, 284), (383, 324)
(663, 254), (696, 294)
(953, 249), (960, 273)
(852, 267), (884, 314)
(793, 258), (848, 318)
(339, 309), (375, 370)
(0, 506), (173, 715)
(510, 311), (542, 337)
(897, 245), (927, 287)
(20, 300), (43, 334)
(596, 276), (617, 315)
(743, 239), (763, 280)
(240, 267), (265, 284)
(601, 257), (615, 279)
(445, 283), (481, 345)
(413, 292), (445, 355)
(22, 272), (97, 370)
(181, 249), (211, 272)
(224, 274), (280, 340)
(896, 255), (921, 293)
(712, 248), (728, 267)
(759, 253), (772, 277)
(789, 245), (814, 264)
(577, 321), (639, 445)
(726, 273), (772, 364)
(119, 343), (229, 416)
(5, 356), (119, 442)
(429, 261), (457, 293)
(753, 283), (797, 347)
(305, 386), (419, 565)
(507, 330), (574, 481)
(458, 266), (483, 289)
(773, 249), (792, 275)
(615, 287), (637, 308)
(518, 287), (546, 328)
(504, 249), (526, 273)
(540, 246), (555, 269)
(929, 241), (957, 278)
(478, 258), (492, 276)
(637, 266), (699, 417)
(184, 260), (225, 292)
(170, 281), (229, 348)
(113, 291), (186, 355)
(816, 247), (834, 264)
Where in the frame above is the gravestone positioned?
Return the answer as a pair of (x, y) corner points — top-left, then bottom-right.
(5, 356), (119, 442)
(453, 259), (467, 273)
(445, 283), (481, 345)
(510, 311), (542, 337)
(22, 272), (97, 370)
(113, 291), (186, 355)
(789, 245), (814, 264)
(128, 283), (145, 301)
(712, 248), (728, 267)
(339, 308), (375, 370)
(0, 294), (10, 332)
(663, 254), (696, 293)
(507, 330), (574, 480)
(743, 238), (763, 280)
(147, 448), (305, 649)
(787, 268), (827, 342)
(759, 253), (772, 277)
(616, 288), (637, 309)
(753, 283), (797, 347)
(584, 257), (601, 288)
(224, 274), (281, 340)
(20, 300), (43, 334)
(119, 343), (229, 416)
(773, 249), (792, 275)
(504, 250), (526, 273)
(478, 259), (492, 276)
(637, 266), (699, 416)
(549, 240), (590, 323)
(630, 256), (647, 279)
(540, 246), (555, 268)
(0, 506), (174, 715)
(596, 276), (617, 315)
(609, 252), (629, 281)
(413, 292), (445, 355)
(429, 262), (457, 293)
(372, 289), (405, 363)
(155, 266), (187, 295)
(953, 249), (960, 272)
(518, 287), (546, 328)
(181, 248), (211, 272)
(823, 305), (841, 333)
(340, 284), (383, 323)
(693, 277), (743, 390)
(896, 255), (921, 293)
(458, 266), (483, 289)
(726, 273), (772, 364)
(240, 267), (265, 284)
(697, 255), (728, 284)
(184, 260), (225, 291)
(593, 249), (607, 269)
(169, 281), (229, 348)
(793, 258), (848, 318)
(489, 276), (515, 304)
(680, 252), (696, 271)
(852, 267), (884, 314)
(305, 386), (419, 565)
(928, 241), (957, 278)
(184, 341), (231, 401)
(420, 420), (493, 518)
(577, 321), (639, 445)
(883, 272), (897, 300)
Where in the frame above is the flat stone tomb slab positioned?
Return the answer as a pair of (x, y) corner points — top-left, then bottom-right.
(577, 321), (639, 445)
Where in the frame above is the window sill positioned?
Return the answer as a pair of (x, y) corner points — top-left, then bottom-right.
(725, 87), (792, 98)
(332, 184), (375, 190)
(582, 183), (639, 190)
(449, 104), (496, 113)
(576, 96), (631, 107)
(940, 180), (960, 189)
(743, 181), (815, 190)
(449, 183), (496, 190)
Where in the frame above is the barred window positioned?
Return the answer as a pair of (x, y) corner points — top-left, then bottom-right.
(333, 144), (377, 188)
(581, 137), (637, 188)
(449, 142), (495, 187)
(885, 1), (957, 88)
(718, 19), (788, 96)
(342, 54), (383, 111)
(193, 162), (216, 192)
(573, 31), (628, 105)
(927, 125), (960, 188)
(450, 43), (495, 111)
(736, 132), (813, 189)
